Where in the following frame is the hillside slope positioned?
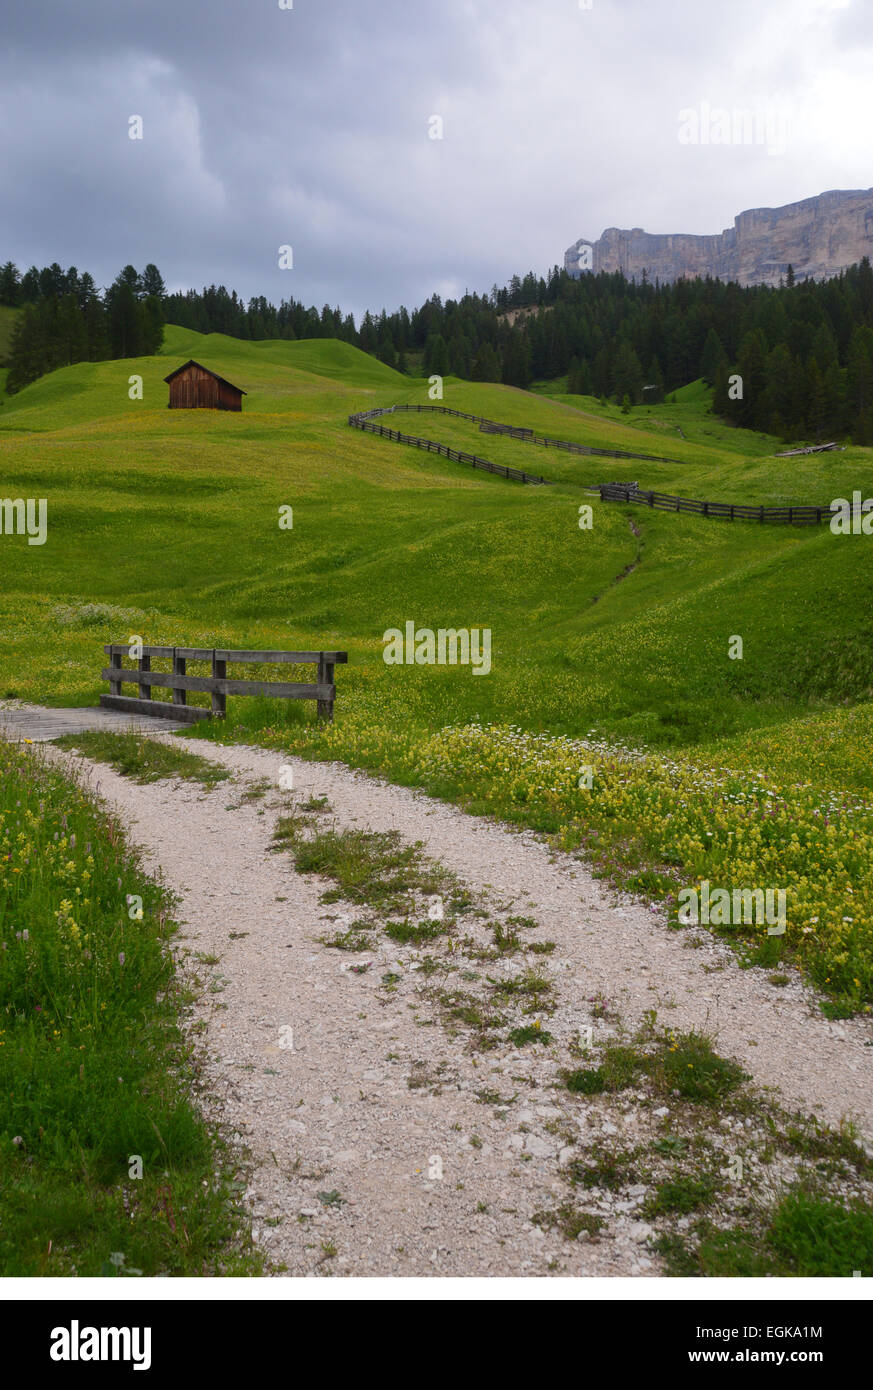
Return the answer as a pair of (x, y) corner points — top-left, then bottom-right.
(0, 327), (871, 751)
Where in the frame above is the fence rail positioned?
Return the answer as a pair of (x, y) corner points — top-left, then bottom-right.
(100, 645), (348, 723)
(597, 484), (832, 525)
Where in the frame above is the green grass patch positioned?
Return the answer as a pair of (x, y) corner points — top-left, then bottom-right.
(0, 741), (256, 1275)
(316, 920), (374, 952)
(647, 1030), (747, 1104)
(384, 918), (447, 945)
(54, 730), (230, 787)
(564, 1043), (640, 1095)
(644, 1173), (721, 1216)
(657, 1191), (873, 1277)
(532, 1202), (604, 1241)
(565, 1146), (640, 1191)
(273, 823), (451, 914)
(507, 1023), (552, 1046)
(563, 1030), (746, 1105)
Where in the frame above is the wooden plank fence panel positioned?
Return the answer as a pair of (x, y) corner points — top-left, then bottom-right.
(100, 668), (331, 699)
(100, 695), (211, 723)
(103, 646), (348, 663)
(596, 484), (831, 526)
(100, 645), (347, 721)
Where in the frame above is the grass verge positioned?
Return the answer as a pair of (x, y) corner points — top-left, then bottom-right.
(0, 739), (257, 1275)
(54, 730), (230, 787)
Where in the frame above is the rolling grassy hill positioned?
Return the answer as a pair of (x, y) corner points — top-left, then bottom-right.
(2, 325), (871, 739)
(2, 327), (873, 1007)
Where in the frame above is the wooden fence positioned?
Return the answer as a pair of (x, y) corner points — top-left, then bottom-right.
(100, 645), (348, 723)
(350, 404), (833, 526)
(347, 406), (549, 483)
(348, 403), (678, 469)
(597, 484), (831, 526)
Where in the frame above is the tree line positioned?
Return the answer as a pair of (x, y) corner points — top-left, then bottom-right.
(3, 252), (873, 440)
(1, 262), (166, 393)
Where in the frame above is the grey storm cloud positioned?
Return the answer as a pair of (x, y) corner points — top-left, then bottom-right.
(0, 0), (870, 319)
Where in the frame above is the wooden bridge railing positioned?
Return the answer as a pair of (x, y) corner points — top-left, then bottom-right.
(100, 645), (348, 723)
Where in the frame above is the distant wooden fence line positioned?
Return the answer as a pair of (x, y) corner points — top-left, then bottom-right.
(347, 406), (550, 484)
(597, 484), (831, 526)
(101, 645), (348, 723)
(476, 416), (679, 463)
(349, 404), (834, 526)
(348, 403), (678, 473)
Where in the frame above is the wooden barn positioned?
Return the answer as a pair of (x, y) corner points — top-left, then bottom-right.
(164, 360), (247, 411)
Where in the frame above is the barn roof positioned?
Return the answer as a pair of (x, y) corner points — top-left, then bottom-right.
(163, 359), (247, 394)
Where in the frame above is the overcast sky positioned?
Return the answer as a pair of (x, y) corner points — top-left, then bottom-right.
(1, 0), (871, 320)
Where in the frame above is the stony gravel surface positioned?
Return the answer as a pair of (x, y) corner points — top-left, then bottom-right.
(38, 735), (873, 1278)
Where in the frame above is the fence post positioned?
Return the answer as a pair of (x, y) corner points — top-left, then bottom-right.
(317, 654), (335, 721)
(173, 648), (187, 707)
(211, 649), (227, 717)
(760, 505), (764, 523)
(110, 649), (122, 697)
(138, 650), (151, 702)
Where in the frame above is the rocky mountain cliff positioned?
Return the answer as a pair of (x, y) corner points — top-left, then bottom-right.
(565, 188), (873, 288)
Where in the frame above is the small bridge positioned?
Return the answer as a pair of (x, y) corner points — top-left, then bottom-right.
(101, 645), (348, 722)
(0, 702), (191, 743)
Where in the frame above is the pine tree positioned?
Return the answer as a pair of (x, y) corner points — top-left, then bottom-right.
(108, 281), (141, 358)
(6, 304), (49, 392)
(700, 328), (727, 385)
(141, 264), (166, 299)
(612, 341), (644, 404)
(0, 261), (20, 305)
(501, 334), (531, 387)
(56, 293), (88, 365)
(805, 359), (827, 438)
(471, 343), (501, 382)
(378, 336), (397, 370)
(425, 332), (448, 376)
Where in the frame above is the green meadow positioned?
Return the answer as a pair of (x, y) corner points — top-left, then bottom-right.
(3, 326), (873, 1011)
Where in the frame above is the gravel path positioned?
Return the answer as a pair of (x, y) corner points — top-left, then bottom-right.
(36, 735), (873, 1277)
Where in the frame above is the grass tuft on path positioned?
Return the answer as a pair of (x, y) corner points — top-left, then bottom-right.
(54, 730), (230, 787)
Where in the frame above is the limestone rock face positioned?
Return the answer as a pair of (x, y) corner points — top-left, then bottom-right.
(564, 189), (873, 287)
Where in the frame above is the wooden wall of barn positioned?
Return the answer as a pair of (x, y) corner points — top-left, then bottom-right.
(167, 365), (242, 410)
